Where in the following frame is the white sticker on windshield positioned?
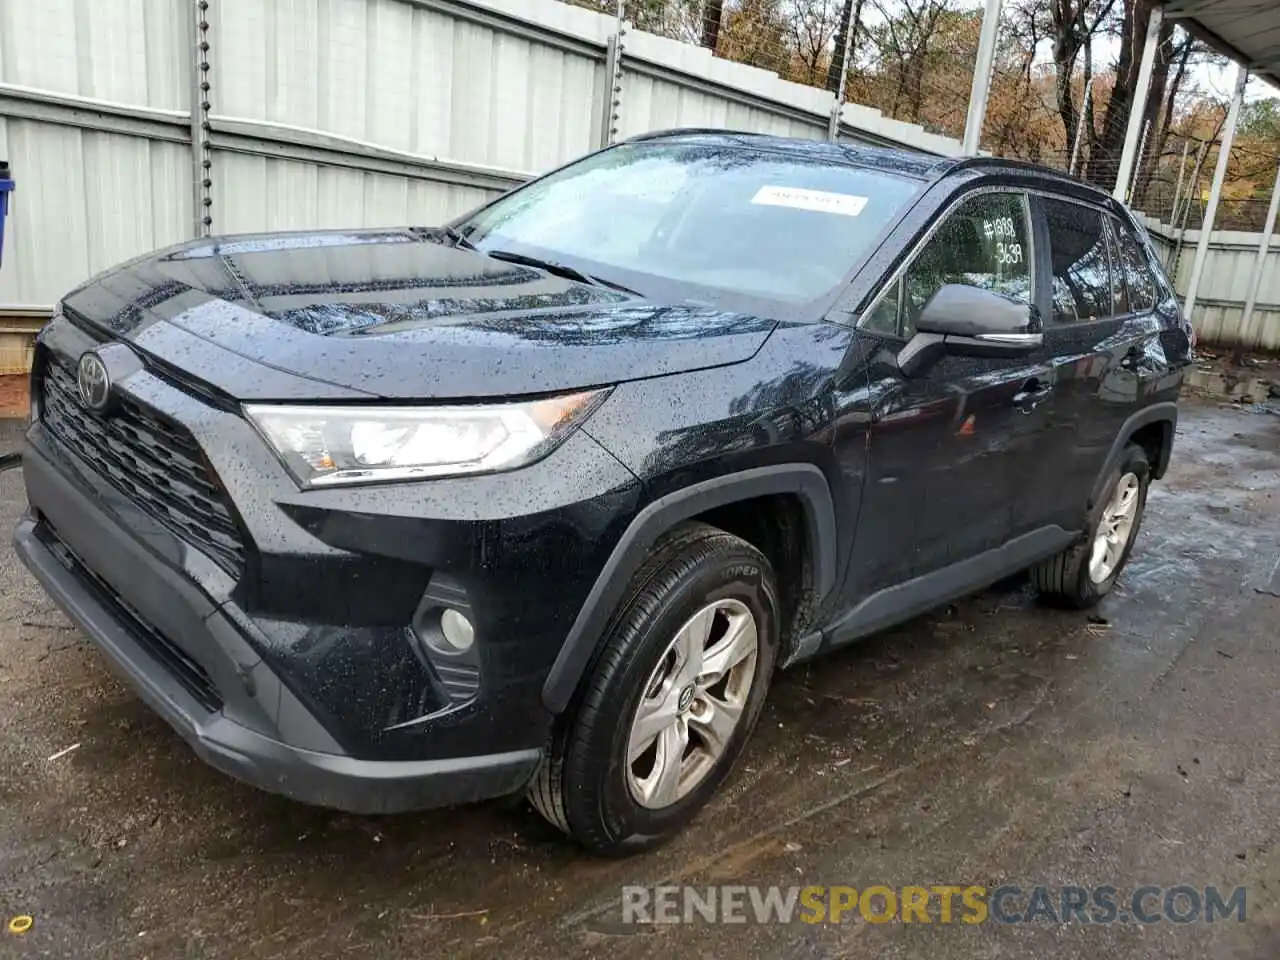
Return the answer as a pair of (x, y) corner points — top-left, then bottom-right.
(751, 186), (869, 217)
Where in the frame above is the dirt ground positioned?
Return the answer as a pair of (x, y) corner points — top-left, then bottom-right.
(1, 397), (1279, 959)
(0, 376), (26, 420)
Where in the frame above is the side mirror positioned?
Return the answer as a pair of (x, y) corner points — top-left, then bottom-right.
(899, 284), (1043, 376)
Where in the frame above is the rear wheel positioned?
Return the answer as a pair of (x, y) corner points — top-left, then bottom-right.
(1032, 443), (1150, 608)
(528, 522), (779, 855)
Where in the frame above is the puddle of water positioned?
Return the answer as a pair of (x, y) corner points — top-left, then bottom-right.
(1186, 366), (1275, 403)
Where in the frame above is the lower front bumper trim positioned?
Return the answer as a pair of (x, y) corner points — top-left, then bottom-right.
(195, 722), (544, 814)
(14, 512), (542, 814)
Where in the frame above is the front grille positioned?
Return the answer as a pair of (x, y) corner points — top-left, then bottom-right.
(40, 355), (246, 575)
(40, 523), (224, 713)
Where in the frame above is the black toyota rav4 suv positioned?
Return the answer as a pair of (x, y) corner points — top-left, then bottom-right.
(15, 131), (1189, 854)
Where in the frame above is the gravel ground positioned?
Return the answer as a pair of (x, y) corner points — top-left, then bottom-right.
(1, 398), (1278, 959)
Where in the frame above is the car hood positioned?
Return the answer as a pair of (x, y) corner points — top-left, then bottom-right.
(60, 230), (778, 401)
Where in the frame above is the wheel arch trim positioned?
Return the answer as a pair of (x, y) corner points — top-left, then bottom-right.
(541, 464), (838, 714)
(1091, 401), (1178, 507)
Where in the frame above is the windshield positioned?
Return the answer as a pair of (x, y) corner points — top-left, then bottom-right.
(456, 141), (922, 305)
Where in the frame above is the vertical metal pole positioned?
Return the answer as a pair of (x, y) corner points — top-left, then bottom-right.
(190, 0), (212, 237)
(1238, 160), (1280, 346)
(827, 6), (858, 141)
(1168, 139), (1191, 226)
(1126, 118), (1151, 204)
(1112, 6), (1163, 202)
(600, 2), (626, 147)
(1069, 75), (1095, 176)
(961, 0), (1003, 156)
(1169, 142), (1207, 276)
(1184, 66), (1249, 324)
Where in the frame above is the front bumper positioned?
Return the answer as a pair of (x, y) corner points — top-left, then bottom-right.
(15, 317), (642, 811)
(14, 446), (541, 813)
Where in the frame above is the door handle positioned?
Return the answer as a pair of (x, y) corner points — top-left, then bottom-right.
(1013, 378), (1052, 413)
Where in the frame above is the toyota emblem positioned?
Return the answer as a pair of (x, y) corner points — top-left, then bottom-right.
(77, 352), (112, 412)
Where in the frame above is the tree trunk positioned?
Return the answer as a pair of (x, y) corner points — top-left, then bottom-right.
(702, 0), (725, 54)
(1051, 0), (1089, 168)
(1091, 0), (1153, 192)
(1081, 35), (1095, 175)
(1135, 36), (1194, 208)
(1057, 65), (1079, 163)
(1131, 16), (1174, 204)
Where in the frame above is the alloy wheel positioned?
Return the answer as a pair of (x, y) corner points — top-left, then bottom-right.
(625, 598), (760, 810)
(1089, 472), (1141, 583)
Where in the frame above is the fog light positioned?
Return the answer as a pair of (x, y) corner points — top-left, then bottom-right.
(438, 608), (475, 653)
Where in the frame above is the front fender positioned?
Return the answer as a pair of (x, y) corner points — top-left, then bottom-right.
(540, 464), (837, 713)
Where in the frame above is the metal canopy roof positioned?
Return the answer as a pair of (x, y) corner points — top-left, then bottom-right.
(1162, 0), (1280, 92)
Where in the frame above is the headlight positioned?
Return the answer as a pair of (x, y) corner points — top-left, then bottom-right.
(245, 389), (609, 488)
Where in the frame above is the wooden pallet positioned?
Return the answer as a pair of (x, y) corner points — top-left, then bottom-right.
(0, 311), (44, 376)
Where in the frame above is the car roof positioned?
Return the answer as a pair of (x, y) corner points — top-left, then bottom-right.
(626, 128), (955, 181)
(625, 129), (1118, 206)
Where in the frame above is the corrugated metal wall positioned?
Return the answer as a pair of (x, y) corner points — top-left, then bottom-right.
(0, 0), (191, 311)
(212, 0), (607, 181)
(1143, 219), (1280, 352)
(3, 0), (1275, 353)
(0, 0), (968, 324)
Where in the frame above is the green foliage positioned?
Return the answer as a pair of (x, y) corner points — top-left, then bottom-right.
(1240, 99), (1280, 140)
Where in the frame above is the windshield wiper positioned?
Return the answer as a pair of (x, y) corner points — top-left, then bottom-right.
(411, 224), (478, 250)
(484, 249), (639, 296)
(441, 225), (477, 250)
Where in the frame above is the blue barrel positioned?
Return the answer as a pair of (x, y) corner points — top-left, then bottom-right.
(0, 161), (12, 269)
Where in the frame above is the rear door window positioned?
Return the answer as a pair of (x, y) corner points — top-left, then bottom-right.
(1043, 198), (1112, 323)
(1110, 218), (1158, 313)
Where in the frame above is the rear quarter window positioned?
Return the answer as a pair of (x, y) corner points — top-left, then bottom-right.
(1111, 218), (1158, 313)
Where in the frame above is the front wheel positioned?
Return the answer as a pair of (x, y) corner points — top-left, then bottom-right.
(1032, 443), (1150, 608)
(528, 522), (779, 855)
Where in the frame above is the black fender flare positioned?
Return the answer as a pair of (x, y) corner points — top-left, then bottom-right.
(1090, 401), (1178, 507)
(540, 464), (838, 714)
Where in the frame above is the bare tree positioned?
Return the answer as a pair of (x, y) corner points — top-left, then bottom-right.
(1047, 0), (1117, 166)
(788, 0), (843, 86)
(867, 0), (958, 125)
(1134, 31), (1198, 204)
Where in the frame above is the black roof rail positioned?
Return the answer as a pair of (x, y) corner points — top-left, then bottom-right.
(947, 154), (1118, 200)
(623, 127), (773, 143)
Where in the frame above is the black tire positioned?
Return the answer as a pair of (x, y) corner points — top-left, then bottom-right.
(528, 521), (780, 855)
(1032, 443), (1150, 608)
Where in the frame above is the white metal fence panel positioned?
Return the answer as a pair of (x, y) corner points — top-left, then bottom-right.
(1144, 219), (1280, 352)
(212, 153), (496, 234)
(211, 0), (606, 174)
(617, 30), (830, 141)
(0, 118), (191, 309)
(0, 0), (991, 320)
(0, 0), (189, 111)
